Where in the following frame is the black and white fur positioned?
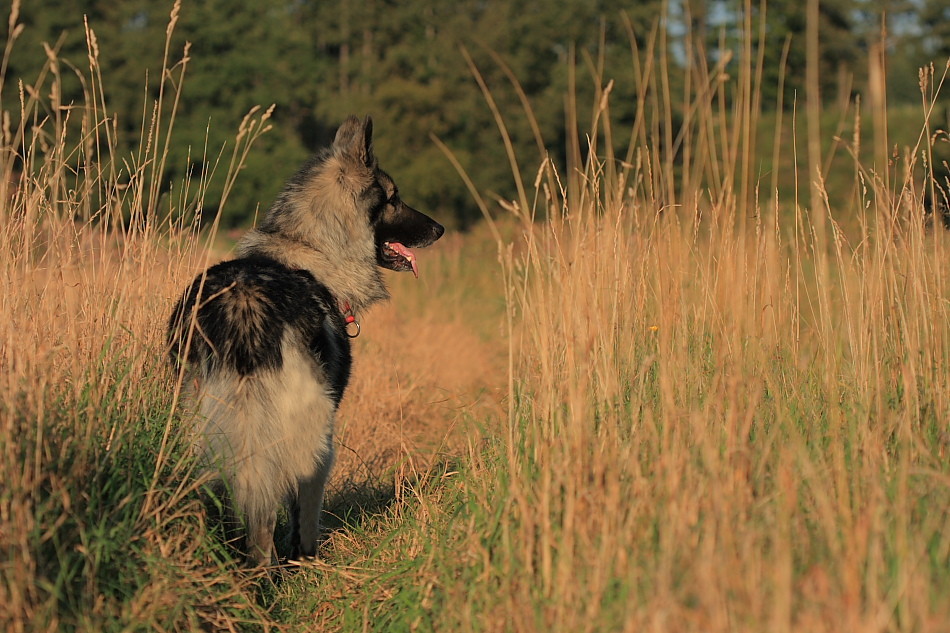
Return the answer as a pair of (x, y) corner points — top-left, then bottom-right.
(168, 116), (443, 565)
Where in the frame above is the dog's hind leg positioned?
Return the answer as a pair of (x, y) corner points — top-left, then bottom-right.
(235, 483), (279, 566)
(232, 459), (282, 566)
(244, 508), (278, 566)
(292, 443), (335, 559)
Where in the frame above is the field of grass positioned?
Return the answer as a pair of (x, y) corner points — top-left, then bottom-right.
(3, 5), (950, 633)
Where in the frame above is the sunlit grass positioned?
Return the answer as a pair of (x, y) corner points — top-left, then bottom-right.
(273, 12), (950, 633)
(0, 3), (276, 629)
(4, 3), (950, 632)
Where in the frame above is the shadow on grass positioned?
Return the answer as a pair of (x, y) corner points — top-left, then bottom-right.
(203, 448), (460, 575)
(271, 451), (403, 563)
(321, 475), (397, 536)
(202, 474), (397, 568)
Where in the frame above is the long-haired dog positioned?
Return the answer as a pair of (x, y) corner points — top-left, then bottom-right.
(168, 116), (444, 565)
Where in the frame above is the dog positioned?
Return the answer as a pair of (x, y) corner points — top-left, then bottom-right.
(167, 115), (444, 565)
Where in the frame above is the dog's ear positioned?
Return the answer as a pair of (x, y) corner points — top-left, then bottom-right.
(333, 115), (376, 168)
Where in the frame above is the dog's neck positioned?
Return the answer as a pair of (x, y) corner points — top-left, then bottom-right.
(235, 229), (390, 314)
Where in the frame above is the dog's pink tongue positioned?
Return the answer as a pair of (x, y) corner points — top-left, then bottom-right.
(389, 242), (418, 278)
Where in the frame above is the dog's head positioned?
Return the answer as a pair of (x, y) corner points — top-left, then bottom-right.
(332, 115), (444, 277)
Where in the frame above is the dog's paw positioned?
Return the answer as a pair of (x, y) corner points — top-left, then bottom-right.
(286, 553), (321, 567)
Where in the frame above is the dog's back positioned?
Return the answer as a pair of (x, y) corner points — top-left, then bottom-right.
(169, 255), (351, 394)
(168, 256), (350, 563)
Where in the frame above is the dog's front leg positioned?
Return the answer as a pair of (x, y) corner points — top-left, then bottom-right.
(292, 445), (335, 559)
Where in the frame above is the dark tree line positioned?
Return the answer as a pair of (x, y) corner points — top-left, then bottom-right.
(3, 0), (949, 227)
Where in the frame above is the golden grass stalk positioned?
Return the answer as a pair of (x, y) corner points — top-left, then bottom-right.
(0, 4), (275, 629)
(450, 11), (950, 632)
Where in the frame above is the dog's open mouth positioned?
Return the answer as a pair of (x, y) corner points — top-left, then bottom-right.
(381, 241), (418, 277)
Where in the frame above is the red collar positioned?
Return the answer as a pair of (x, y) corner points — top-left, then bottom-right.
(340, 301), (360, 338)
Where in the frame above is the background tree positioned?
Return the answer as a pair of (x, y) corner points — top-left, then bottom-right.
(3, 0), (949, 228)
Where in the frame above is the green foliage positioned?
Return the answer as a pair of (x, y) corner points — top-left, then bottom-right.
(301, 0), (660, 227)
(4, 1), (950, 226)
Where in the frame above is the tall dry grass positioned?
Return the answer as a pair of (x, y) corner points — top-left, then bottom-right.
(4, 2), (950, 631)
(0, 4), (505, 630)
(264, 9), (950, 632)
(303, 11), (950, 633)
(467, 13), (950, 633)
(277, 16), (950, 632)
(0, 3), (279, 629)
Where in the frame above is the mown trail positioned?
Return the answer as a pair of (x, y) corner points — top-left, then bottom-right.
(321, 225), (508, 531)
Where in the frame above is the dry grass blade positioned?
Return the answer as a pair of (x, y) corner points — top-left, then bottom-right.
(0, 7), (274, 631)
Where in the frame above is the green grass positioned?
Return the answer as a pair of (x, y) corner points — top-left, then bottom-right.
(2, 355), (268, 631)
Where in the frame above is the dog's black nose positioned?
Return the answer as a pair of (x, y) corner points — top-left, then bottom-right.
(432, 222), (445, 241)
